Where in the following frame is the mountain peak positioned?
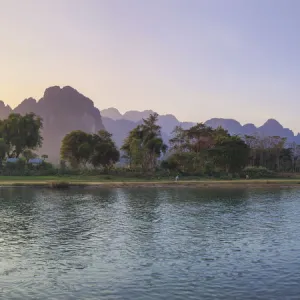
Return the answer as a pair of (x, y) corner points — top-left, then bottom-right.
(261, 119), (283, 131)
(160, 114), (179, 122)
(0, 100), (12, 119)
(101, 107), (123, 120)
(205, 118), (242, 135)
(263, 118), (282, 127)
(123, 109), (156, 122)
(23, 97), (37, 104)
(43, 86), (61, 99)
(12, 86), (105, 162)
(0, 100), (11, 110)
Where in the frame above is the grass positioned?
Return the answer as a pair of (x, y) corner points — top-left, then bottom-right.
(0, 175), (299, 188)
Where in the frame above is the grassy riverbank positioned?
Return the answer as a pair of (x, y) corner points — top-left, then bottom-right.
(0, 176), (299, 188)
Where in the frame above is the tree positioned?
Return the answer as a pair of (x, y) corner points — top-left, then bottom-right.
(269, 136), (286, 171)
(60, 130), (93, 168)
(167, 123), (251, 175)
(243, 134), (287, 171)
(60, 130), (120, 170)
(211, 135), (250, 173)
(121, 126), (144, 168)
(121, 113), (167, 172)
(186, 123), (215, 153)
(168, 123), (218, 173)
(0, 138), (8, 167)
(0, 113), (43, 158)
(90, 130), (120, 170)
(279, 148), (293, 172)
(169, 126), (189, 153)
(286, 142), (300, 172)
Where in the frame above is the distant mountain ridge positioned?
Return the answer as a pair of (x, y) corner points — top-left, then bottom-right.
(100, 107), (300, 146)
(0, 86), (299, 163)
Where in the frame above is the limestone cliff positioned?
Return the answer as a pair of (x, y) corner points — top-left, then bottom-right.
(13, 86), (105, 162)
(0, 101), (12, 119)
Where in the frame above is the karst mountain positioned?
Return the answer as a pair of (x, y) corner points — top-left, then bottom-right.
(1, 86), (299, 162)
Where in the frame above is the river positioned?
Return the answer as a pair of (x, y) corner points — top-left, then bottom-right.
(1, 187), (300, 299)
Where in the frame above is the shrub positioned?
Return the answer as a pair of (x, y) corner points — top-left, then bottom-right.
(242, 166), (274, 179)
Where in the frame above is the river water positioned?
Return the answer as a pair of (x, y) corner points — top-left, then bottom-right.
(1, 187), (300, 299)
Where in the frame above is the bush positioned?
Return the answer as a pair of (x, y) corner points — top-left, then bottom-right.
(242, 166), (274, 179)
(220, 174), (233, 180)
(0, 159), (60, 176)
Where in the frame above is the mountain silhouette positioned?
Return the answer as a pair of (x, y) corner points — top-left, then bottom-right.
(101, 110), (300, 147)
(205, 117), (296, 142)
(101, 107), (123, 120)
(2, 86), (105, 162)
(0, 101), (12, 120)
(0, 86), (299, 163)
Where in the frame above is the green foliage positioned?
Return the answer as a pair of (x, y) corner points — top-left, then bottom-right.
(90, 130), (120, 170)
(166, 123), (250, 175)
(60, 130), (92, 168)
(121, 113), (167, 172)
(60, 129), (120, 169)
(0, 113), (43, 158)
(5, 158), (26, 173)
(210, 135), (249, 173)
(242, 166), (274, 179)
(0, 112), (45, 174)
(0, 138), (8, 165)
(0, 110), (298, 179)
(1, 158), (57, 176)
(245, 135), (287, 171)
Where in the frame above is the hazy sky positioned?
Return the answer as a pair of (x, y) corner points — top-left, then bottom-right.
(1, 0), (300, 131)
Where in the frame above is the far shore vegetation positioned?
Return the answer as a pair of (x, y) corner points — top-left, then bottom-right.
(1, 112), (300, 186)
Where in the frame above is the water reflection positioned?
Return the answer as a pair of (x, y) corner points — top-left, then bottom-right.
(1, 187), (300, 299)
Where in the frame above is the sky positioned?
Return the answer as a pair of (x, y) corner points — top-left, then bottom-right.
(1, 0), (300, 131)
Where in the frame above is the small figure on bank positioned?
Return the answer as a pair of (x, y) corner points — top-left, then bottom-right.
(175, 175), (179, 182)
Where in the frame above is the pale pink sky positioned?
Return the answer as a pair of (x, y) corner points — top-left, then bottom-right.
(1, 0), (300, 132)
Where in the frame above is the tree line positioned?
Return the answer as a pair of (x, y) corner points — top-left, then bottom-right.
(0, 112), (299, 177)
(60, 112), (300, 176)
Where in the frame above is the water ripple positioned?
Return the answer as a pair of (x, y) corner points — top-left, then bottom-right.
(1, 187), (300, 299)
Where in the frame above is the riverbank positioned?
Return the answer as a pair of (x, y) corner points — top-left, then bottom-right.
(0, 176), (300, 188)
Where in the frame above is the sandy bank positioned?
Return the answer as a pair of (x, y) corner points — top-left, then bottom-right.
(0, 179), (300, 188)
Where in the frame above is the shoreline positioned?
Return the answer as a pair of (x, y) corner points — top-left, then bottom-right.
(0, 179), (300, 188)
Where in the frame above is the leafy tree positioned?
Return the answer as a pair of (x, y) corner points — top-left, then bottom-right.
(0, 113), (43, 158)
(186, 123), (215, 153)
(121, 126), (144, 168)
(90, 130), (120, 170)
(60, 130), (93, 168)
(211, 135), (250, 173)
(167, 123), (250, 175)
(60, 130), (120, 170)
(121, 113), (167, 171)
(168, 123), (217, 173)
(243, 134), (287, 171)
(279, 148), (293, 172)
(0, 138), (8, 168)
